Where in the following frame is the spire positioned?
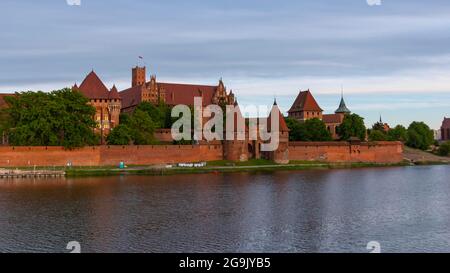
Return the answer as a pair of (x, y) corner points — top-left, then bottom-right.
(380, 115), (383, 123)
(268, 102), (289, 132)
(109, 84), (121, 100)
(335, 89), (351, 114)
(273, 97), (278, 106)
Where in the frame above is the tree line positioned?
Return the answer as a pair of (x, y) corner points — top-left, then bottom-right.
(0, 89), (173, 148)
(285, 113), (437, 152)
(0, 89), (444, 154)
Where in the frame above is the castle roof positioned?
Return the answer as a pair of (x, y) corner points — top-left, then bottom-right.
(119, 81), (220, 109)
(78, 71), (111, 99)
(335, 96), (351, 114)
(442, 117), (450, 129)
(268, 102), (289, 132)
(323, 113), (344, 124)
(119, 85), (144, 110)
(288, 90), (323, 113)
(160, 82), (217, 106)
(109, 85), (121, 100)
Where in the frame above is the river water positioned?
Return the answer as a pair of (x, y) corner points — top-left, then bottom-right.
(0, 165), (449, 253)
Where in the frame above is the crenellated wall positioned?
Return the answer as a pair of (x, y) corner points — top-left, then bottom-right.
(289, 141), (404, 163)
(0, 145), (223, 167)
(0, 141), (403, 167)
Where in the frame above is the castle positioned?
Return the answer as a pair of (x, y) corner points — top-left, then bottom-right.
(69, 66), (295, 163)
(72, 66), (236, 140)
(288, 89), (351, 139)
(441, 117), (450, 141)
(0, 67), (405, 166)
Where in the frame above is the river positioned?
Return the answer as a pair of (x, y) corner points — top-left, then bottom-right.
(0, 165), (449, 253)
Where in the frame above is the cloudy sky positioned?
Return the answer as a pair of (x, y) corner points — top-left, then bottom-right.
(1, 0), (450, 128)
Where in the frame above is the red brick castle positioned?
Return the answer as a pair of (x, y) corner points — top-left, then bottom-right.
(288, 90), (351, 139)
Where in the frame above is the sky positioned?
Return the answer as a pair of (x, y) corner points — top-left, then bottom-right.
(1, 0), (450, 128)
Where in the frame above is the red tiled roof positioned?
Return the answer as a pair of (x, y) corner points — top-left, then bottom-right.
(0, 93), (14, 109)
(442, 118), (450, 129)
(109, 85), (121, 100)
(119, 81), (219, 109)
(78, 71), (111, 99)
(119, 85), (144, 109)
(323, 114), (344, 124)
(288, 90), (323, 113)
(160, 82), (217, 106)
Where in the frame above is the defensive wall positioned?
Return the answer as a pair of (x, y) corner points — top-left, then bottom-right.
(0, 141), (403, 167)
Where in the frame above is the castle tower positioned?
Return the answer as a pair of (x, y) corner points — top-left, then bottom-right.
(132, 66), (146, 87)
(288, 89), (323, 122)
(108, 85), (122, 129)
(267, 100), (290, 164)
(335, 91), (351, 116)
(223, 102), (248, 162)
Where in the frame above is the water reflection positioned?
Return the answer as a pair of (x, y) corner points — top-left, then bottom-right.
(0, 166), (450, 253)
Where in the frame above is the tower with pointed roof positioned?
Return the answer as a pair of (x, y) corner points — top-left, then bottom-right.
(73, 71), (122, 142)
(264, 100), (290, 164)
(335, 94), (351, 115)
(288, 89), (323, 122)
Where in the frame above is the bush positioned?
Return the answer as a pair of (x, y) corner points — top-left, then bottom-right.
(406, 121), (434, 150)
(336, 114), (366, 141)
(387, 125), (408, 142)
(438, 142), (450, 156)
(106, 125), (133, 145)
(285, 118), (332, 141)
(369, 130), (387, 141)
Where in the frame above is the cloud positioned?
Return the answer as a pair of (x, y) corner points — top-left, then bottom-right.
(1, 0), (450, 127)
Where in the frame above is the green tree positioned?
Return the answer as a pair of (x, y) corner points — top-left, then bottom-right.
(0, 107), (10, 140)
(285, 117), (331, 141)
(372, 122), (385, 132)
(128, 109), (155, 144)
(303, 118), (332, 141)
(108, 109), (156, 145)
(135, 101), (174, 129)
(336, 114), (366, 141)
(285, 117), (306, 141)
(119, 113), (131, 125)
(406, 121), (434, 150)
(438, 141), (450, 156)
(387, 125), (408, 142)
(5, 88), (97, 148)
(106, 124), (133, 145)
(369, 130), (387, 141)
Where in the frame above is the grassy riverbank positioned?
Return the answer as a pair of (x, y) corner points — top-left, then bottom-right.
(60, 159), (413, 177)
(3, 151), (448, 178)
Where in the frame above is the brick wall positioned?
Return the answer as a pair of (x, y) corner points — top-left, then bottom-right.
(0, 141), (403, 167)
(289, 141), (403, 163)
(154, 129), (174, 143)
(0, 145), (223, 167)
